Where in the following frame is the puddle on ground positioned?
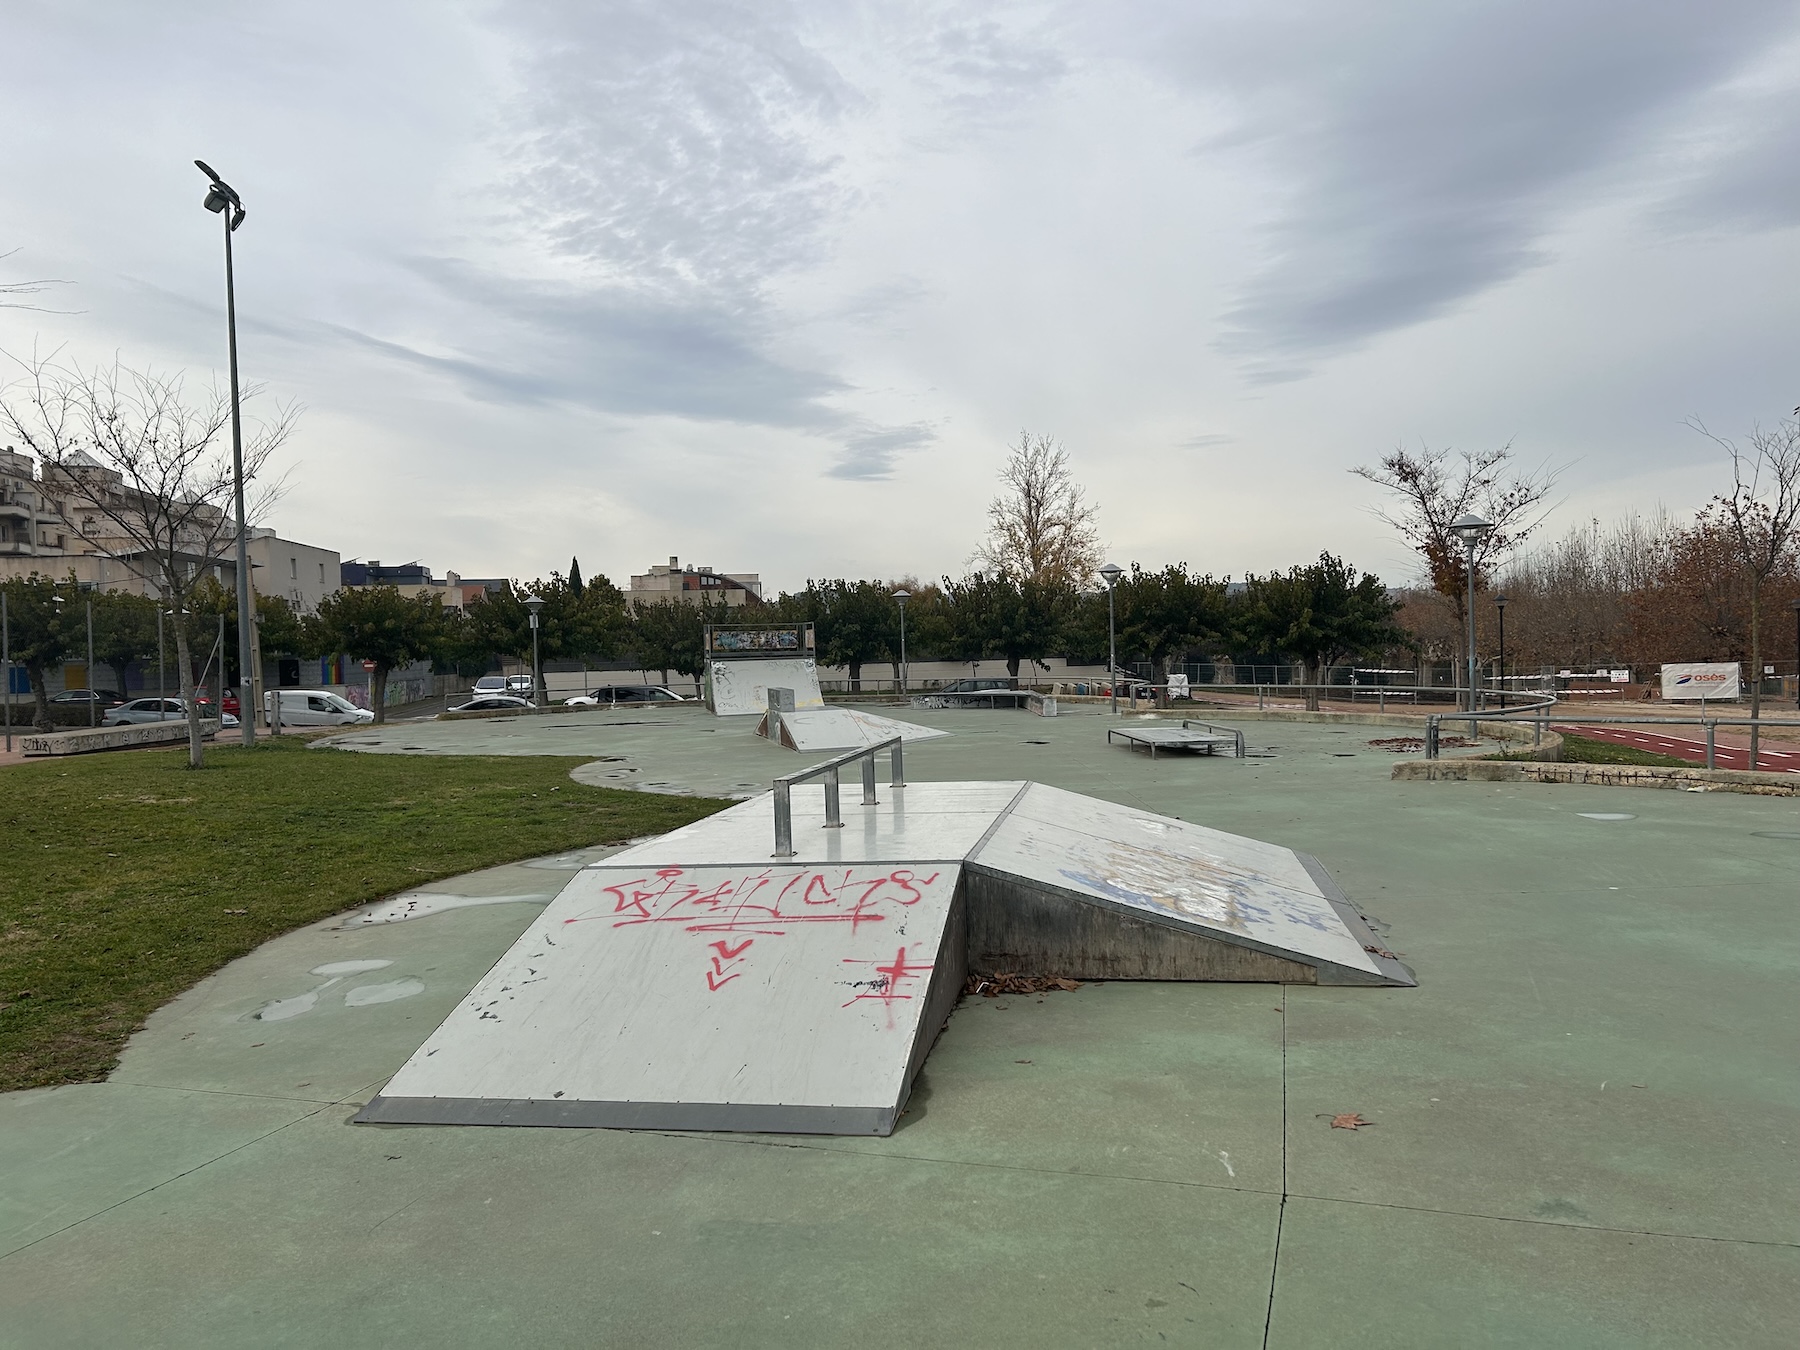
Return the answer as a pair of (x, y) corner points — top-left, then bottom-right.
(344, 978), (426, 1007)
(1577, 813), (1636, 821)
(339, 891), (555, 927)
(310, 959), (393, 976)
(254, 988), (327, 1022)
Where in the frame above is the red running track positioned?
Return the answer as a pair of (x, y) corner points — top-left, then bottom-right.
(1557, 724), (1800, 774)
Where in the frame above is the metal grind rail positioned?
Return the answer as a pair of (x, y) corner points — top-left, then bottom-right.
(1424, 707), (1800, 770)
(772, 735), (905, 857)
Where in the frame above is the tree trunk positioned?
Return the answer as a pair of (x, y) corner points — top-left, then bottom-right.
(848, 660), (862, 693)
(109, 661), (132, 697)
(1006, 654), (1021, 680)
(171, 619), (203, 768)
(1303, 659), (1322, 712)
(26, 662), (52, 731)
(372, 664), (390, 724)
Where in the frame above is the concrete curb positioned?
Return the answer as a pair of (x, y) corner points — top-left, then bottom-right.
(18, 719), (221, 757)
(1392, 759), (1800, 795)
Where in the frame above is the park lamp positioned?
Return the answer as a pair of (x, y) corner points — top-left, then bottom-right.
(1448, 515), (1493, 715)
(195, 160), (246, 231)
(1099, 563), (1123, 715)
(524, 594), (544, 627)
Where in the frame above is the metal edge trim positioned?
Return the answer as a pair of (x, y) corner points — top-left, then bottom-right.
(1295, 852), (1418, 987)
(352, 1096), (897, 1134)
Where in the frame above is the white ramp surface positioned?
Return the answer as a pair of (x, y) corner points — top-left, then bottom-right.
(970, 784), (1386, 981)
(359, 780), (1411, 1136)
(706, 657), (824, 716)
(761, 708), (949, 752)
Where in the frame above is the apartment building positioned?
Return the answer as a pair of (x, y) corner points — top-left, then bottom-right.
(628, 556), (763, 609)
(340, 560), (504, 610)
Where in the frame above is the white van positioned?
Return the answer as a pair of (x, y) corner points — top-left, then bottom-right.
(264, 689), (376, 727)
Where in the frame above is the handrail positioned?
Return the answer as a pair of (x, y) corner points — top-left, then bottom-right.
(1180, 719), (1247, 758)
(772, 735), (905, 857)
(1424, 704), (1800, 768)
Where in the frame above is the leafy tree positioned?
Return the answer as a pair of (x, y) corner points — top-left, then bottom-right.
(0, 572), (78, 729)
(941, 572), (1072, 681)
(976, 431), (1103, 587)
(1241, 554), (1405, 710)
(568, 557), (585, 599)
(90, 589), (159, 696)
(309, 586), (445, 722)
(466, 573), (628, 698)
(1111, 564), (1232, 688)
(776, 580), (898, 690)
(255, 593), (307, 659)
(629, 599), (724, 687)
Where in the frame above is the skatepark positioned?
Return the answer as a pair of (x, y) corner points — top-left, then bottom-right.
(2, 687), (1795, 1348)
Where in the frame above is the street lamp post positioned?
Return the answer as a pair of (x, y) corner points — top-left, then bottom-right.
(157, 607), (166, 721)
(1493, 592), (1508, 710)
(1099, 562), (1123, 715)
(2, 590), (10, 753)
(893, 590), (910, 695)
(195, 159), (256, 749)
(86, 596), (95, 727)
(524, 594), (545, 706)
(1448, 514), (1494, 717)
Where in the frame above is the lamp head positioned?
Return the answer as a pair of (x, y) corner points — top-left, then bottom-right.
(1099, 562), (1123, 587)
(1493, 592), (1508, 609)
(523, 594), (544, 615)
(892, 589), (910, 605)
(1448, 513), (1494, 545)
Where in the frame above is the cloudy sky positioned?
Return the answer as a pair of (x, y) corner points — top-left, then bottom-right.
(4, 1), (1797, 593)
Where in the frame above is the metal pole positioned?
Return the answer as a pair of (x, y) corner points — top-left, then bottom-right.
(3, 590), (10, 753)
(861, 752), (877, 806)
(899, 603), (907, 695)
(823, 766), (842, 829)
(157, 607), (165, 721)
(773, 780), (793, 857)
(223, 208), (254, 748)
(1464, 538), (1478, 716)
(86, 598), (95, 726)
(1705, 722), (1715, 770)
(890, 739), (905, 787)
(1107, 585), (1117, 716)
(530, 613), (541, 705)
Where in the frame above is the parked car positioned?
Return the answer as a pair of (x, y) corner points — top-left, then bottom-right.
(50, 689), (126, 708)
(564, 685), (689, 706)
(471, 675), (509, 697)
(937, 678), (1016, 694)
(103, 698), (239, 728)
(504, 674), (536, 696)
(222, 689), (241, 717)
(447, 695), (536, 713)
(264, 689), (375, 726)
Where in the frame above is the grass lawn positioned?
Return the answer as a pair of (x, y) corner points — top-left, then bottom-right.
(0, 738), (731, 1091)
(1495, 731), (1693, 767)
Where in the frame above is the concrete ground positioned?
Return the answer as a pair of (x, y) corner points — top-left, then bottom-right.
(2, 704), (1796, 1347)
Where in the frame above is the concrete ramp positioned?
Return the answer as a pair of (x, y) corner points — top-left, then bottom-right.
(704, 657), (824, 716)
(757, 707), (949, 752)
(359, 781), (1410, 1136)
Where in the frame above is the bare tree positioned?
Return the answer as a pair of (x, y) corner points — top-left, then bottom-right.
(0, 353), (295, 765)
(0, 248), (75, 313)
(1686, 416), (1800, 720)
(975, 431), (1103, 588)
(1352, 443), (1558, 636)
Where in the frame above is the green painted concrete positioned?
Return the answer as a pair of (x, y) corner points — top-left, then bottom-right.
(2, 703), (1795, 1346)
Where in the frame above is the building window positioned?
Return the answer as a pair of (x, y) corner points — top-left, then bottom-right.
(319, 561), (326, 583)
(290, 557), (298, 579)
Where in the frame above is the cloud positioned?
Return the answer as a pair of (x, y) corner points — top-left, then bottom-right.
(1130, 1), (1796, 369)
(829, 420), (938, 479)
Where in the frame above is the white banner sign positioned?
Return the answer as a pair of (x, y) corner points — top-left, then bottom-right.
(1660, 662), (1740, 700)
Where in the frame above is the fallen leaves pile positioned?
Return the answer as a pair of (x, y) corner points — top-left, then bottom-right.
(965, 972), (1082, 997)
(1366, 735), (1478, 752)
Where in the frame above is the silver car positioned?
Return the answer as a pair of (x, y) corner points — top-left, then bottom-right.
(104, 698), (239, 728)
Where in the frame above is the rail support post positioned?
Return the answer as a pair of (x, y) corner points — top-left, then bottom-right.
(1705, 723), (1716, 770)
(1425, 719), (1440, 760)
(773, 780), (794, 857)
(823, 766), (843, 828)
